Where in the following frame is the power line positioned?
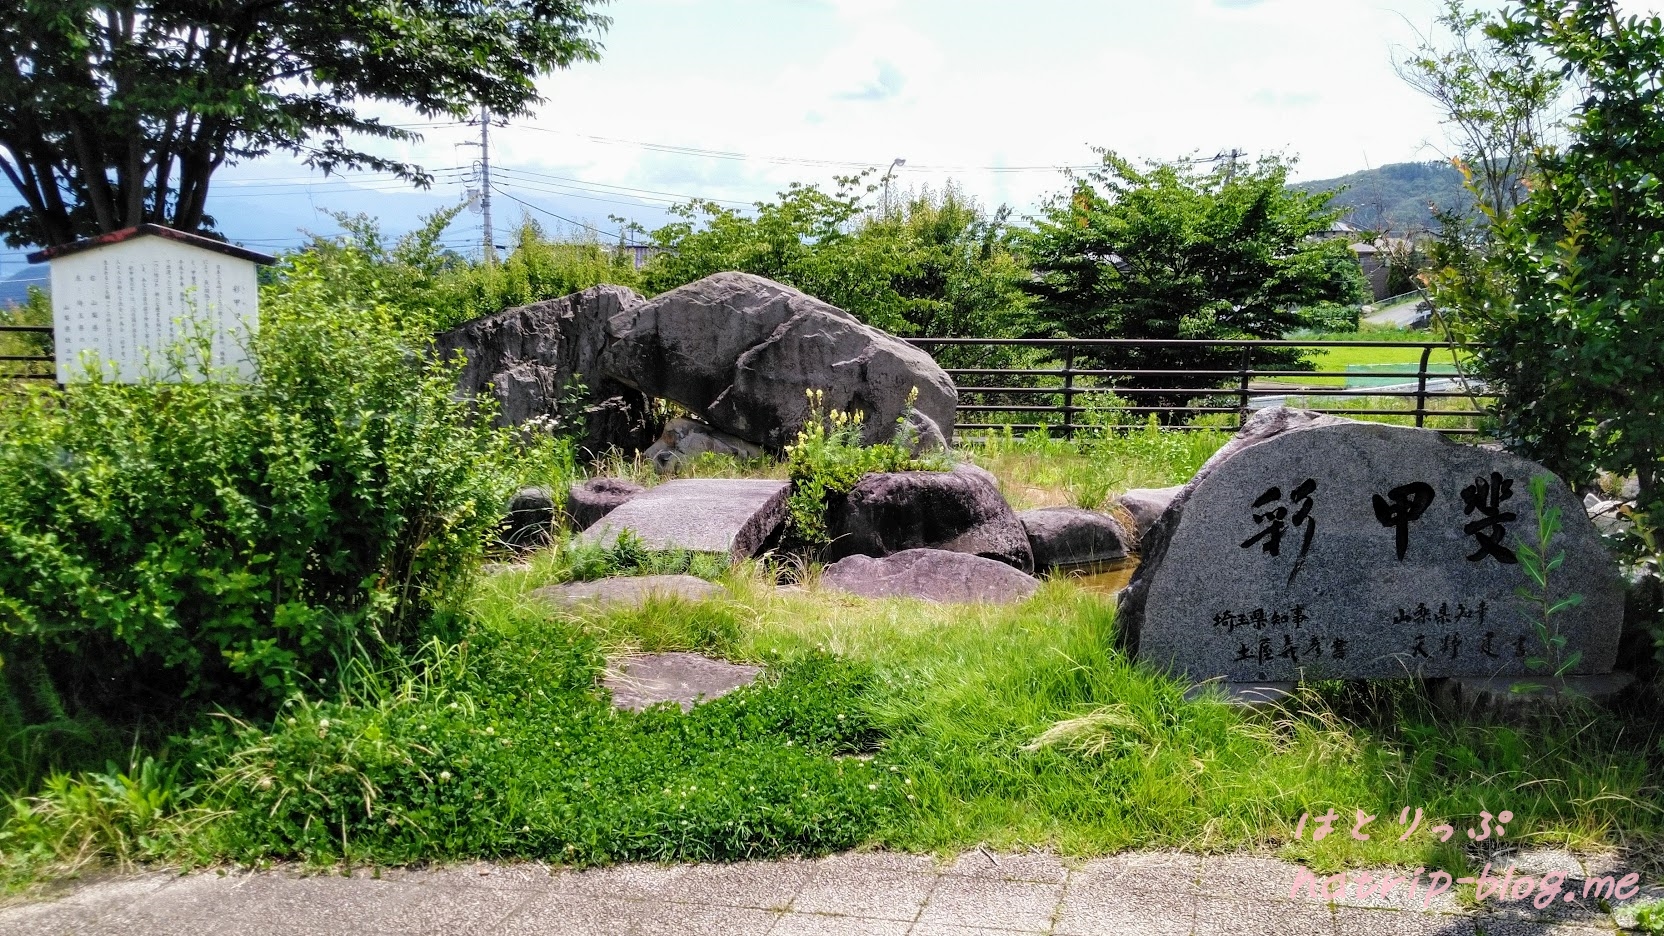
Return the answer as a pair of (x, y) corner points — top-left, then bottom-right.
(490, 183), (649, 246)
(492, 166), (754, 207)
(492, 174), (719, 212)
(504, 123), (1101, 173)
(215, 166), (469, 187)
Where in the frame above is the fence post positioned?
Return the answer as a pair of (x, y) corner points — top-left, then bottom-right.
(1414, 345), (1433, 428)
(1062, 344), (1076, 440)
(1236, 344), (1252, 429)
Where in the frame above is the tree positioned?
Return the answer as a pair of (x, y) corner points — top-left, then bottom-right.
(1020, 151), (1367, 413)
(0, 1), (610, 247)
(1396, 0), (1562, 219)
(1430, 1), (1664, 525)
(643, 176), (1035, 344)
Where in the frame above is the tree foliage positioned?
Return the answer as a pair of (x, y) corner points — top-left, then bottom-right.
(1429, 1), (1664, 525)
(0, 1), (610, 247)
(1397, 0), (1563, 219)
(642, 176), (1035, 342)
(1020, 152), (1367, 408)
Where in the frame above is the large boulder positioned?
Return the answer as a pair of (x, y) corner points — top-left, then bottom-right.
(825, 463), (1034, 572)
(1118, 407), (1624, 683)
(822, 549), (1040, 603)
(565, 477), (646, 531)
(641, 417), (764, 474)
(1019, 507), (1131, 571)
(600, 272), (956, 451)
(1116, 486), (1183, 546)
(435, 285), (659, 457)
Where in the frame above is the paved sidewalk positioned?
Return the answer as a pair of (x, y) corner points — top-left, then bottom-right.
(0, 849), (1653, 935)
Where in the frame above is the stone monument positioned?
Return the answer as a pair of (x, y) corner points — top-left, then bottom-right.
(1119, 408), (1624, 687)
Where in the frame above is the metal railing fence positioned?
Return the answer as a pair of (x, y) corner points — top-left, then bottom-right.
(0, 325), (54, 380)
(906, 337), (1491, 438)
(2, 328), (1493, 437)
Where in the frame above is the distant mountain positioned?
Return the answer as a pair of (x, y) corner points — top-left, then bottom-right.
(1292, 161), (1476, 236)
(0, 264), (47, 307)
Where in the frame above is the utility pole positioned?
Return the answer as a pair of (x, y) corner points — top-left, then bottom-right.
(479, 105), (494, 263)
(1222, 147), (1244, 184)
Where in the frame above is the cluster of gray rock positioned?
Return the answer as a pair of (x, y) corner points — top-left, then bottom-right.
(552, 462), (1171, 605)
(437, 272), (957, 464)
(532, 403), (1638, 713)
(449, 264), (1638, 708)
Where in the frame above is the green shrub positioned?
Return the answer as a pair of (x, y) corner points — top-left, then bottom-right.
(0, 248), (526, 712)
(783, 390), (946, 549)
(429, 220), (644, 330)
(0, 755), (192, 885)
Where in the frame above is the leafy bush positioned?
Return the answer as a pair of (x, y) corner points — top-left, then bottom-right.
(0, 247), (528, 712)
(1425, 1), (1664, 535)
(429, 219), (644, 330)
(1020, 152), (1369, 413)
(0, 755), (192, 886)
(287, 210), (642, 334)
(783, 390), (946, 549)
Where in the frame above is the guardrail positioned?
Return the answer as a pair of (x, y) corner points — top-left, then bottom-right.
(0, 325), (54, 381)
(906, 337), (1492, 438)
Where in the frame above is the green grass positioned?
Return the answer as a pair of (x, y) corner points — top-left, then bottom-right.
(1259, 325), (1471, 390)
(957, 423), (1231, 511)
(4, 555), (1659, 887)
(464, 567), (1664, 874)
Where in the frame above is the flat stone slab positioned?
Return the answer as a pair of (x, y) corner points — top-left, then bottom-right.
(822, 548), (1041, 603)
(602, 651), (762, 712)
(577, 478), (790, 561)
(531, 574), (726, 610)
(1120, 408), (1623, 683)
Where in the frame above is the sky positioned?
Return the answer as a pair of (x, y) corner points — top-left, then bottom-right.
(0, 0), (1619, 274)
(199, 0), (1518, 253)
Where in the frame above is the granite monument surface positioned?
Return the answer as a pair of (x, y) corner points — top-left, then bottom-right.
(1118, 408), (1623, 682)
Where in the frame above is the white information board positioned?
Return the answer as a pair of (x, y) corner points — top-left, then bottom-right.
(44, 232), (261, 383)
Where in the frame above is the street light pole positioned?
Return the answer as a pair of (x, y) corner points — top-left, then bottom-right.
(883, 157), (906, 219)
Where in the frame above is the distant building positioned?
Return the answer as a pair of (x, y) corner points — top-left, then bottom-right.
(1317, 221), (1412, 301)
(27, 224), (275, 382)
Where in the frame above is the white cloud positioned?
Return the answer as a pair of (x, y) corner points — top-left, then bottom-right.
(208, 0), (1505, 240)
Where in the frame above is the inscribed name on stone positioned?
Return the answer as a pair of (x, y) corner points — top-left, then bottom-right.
(1117, 408), (1623, 682)
(577, 478), (790, 561)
